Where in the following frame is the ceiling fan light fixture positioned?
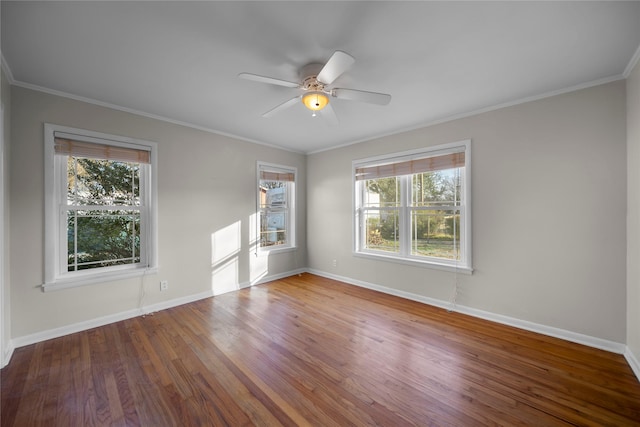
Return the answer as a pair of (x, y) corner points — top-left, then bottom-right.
(302, 91), (329, 111)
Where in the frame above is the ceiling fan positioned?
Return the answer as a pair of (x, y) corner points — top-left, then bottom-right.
(238, 51), (391, 124)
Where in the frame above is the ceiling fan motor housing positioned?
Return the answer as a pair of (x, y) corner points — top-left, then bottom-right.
(301, 63), (327, 93)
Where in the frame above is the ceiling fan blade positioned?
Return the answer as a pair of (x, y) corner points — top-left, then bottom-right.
(262, 96), (300, 118)
(319, 103), (339, 126)
(332, 88), (392, 105)
(238, 73), (299, 88)
(317, 51), (355, 85)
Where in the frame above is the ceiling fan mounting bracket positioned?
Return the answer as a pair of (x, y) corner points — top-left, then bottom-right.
(301, 75), (326, 93)
(300, 63), (327, 93)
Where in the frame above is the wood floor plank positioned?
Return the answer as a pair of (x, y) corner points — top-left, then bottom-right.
(2, 273), (639, 426)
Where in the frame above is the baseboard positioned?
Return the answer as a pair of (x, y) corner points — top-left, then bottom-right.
(308, 269), (627, 355)
(141, 289), (214, 316)
(2, 341), (14, 369)
(6, 266), (632, 375)
(11, 306), (145, 350)
(9, 268), (306, 353)
(625, 347), (640, 381)
(251, 268), (307, 287)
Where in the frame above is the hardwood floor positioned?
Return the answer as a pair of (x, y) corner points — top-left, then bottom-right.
(2, 273), (639, 426)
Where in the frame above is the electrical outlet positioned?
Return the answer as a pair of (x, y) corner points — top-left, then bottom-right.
(160, 280), (168, 291)
(332, 259), (337, 267)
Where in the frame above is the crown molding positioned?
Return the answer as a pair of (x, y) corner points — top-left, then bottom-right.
(624, 43), (640, 78)
(2, 51), (628, 157)
(308, 74), (625, 155)
(0, 53), (16, 85)
(8, 78), (304, 154)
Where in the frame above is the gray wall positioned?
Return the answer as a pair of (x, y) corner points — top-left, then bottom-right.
(307, 81), (627, 343)
(628, 61), (640, 361)
(9, 86), (307, 339)
(1, 66), (11, 364)
(4, 76), (634, 356)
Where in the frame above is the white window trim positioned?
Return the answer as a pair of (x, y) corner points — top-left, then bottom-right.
(43, 124), (158, 292)
(352, 140), (473, 274)
(0, 104), (5, 363)
(257, 161), (297, 253)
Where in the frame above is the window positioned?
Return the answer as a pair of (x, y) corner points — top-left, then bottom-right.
(44, 124), (158, 291)
(257, 162), (296, 251)
(354, 140), (472, 273)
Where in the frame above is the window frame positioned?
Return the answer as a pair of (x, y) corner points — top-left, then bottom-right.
(43, 124), (158, 291)
(353, 140), (472, 274)
(256, 161), (296, 253)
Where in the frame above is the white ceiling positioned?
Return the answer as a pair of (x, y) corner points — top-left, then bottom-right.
(2, 1), (640, 154)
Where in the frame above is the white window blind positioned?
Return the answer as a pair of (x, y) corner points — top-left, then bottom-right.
(54, 134), (151, 164)
(355, 152), (464, 180)
(259, 169), (295, 182)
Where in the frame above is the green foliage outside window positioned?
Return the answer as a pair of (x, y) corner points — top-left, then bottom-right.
(67, 157), (141, 271)
(364, 169), (462, 260)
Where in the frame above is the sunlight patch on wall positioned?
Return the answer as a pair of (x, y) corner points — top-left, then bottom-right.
(211, 257), (240, 296)
(211, 221), (241, 295)
(249, 212), (258, 247)
(212, 221), (241, 263)
(250, 246), (268, 285)
(249, 212), (269, 285)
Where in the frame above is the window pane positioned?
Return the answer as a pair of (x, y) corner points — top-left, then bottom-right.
(363, 209), (399, 253)
(411, 209), (460, 260)
(412, 168), (461, 207)
(68, 157), (140, 206)
(363, 177), (399, 207)
(259, 172), (294, 249)
(260, 210), (287, 247)
(260, 180), (287, 209)
(67, 210), (140, 271)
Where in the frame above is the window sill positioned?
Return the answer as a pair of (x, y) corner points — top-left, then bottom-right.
(354, 251), (473, 275)
(42, 266), (158, 292)
(258, 245), (297, 255)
